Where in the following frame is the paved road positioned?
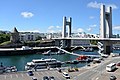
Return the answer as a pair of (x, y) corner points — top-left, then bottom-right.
(73, 57), (120, 80)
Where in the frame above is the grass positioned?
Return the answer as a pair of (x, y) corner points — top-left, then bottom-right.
(0, 41), (11, 46)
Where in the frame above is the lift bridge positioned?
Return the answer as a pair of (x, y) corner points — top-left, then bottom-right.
(54, 37), (120, 56)
(53, 5), (120, 55)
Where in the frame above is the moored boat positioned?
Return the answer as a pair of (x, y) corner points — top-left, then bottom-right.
(25, 58), (63, 70)
(65, 60), (79, 64)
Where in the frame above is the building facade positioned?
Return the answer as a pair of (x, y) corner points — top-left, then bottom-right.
(19, 33), (46, 42)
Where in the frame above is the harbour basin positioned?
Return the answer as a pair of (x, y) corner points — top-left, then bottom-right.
(0, 49), (119, 71)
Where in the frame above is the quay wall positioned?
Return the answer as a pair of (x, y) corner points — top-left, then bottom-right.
(0, 46), (98, 56)
(0, 47), (58, 56)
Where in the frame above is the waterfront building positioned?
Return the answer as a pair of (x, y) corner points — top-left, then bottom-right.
(46, 33), (62, 39)
(113, 34), (120, 38)
(71, 39), (90, 47)
(19, 32), (37, 41)
(51, 32), (95, 47)
(10, 27), (20, 43)
(70, 33), (99, 47)
(19, 32), (46, 42)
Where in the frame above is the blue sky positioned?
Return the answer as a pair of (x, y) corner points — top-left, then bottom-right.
(0, 0), (120, 34)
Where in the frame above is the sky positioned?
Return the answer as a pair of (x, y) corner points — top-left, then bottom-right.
(0, 0), (120, 34)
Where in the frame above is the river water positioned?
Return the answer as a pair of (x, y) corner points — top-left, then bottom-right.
(0, 49), (119, 71)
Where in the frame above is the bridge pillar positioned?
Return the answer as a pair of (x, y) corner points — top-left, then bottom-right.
(99, 5), (113, 55)
(60, 17), (72, 48)
(100, 5), (112, 38)
(62, 16), (72, 38)
(98, 41), (112, 55)
(103, 41), (113, 55)
(60, 39), (71, 48)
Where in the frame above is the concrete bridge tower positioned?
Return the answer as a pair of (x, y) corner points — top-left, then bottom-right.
(61, 17), (72, 48)
(99, 5), (113, 55)
(100, 5), (112, 38)
(62, 16), (72, 38)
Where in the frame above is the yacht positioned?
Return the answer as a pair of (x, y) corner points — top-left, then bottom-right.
(25, 58), (62, 70)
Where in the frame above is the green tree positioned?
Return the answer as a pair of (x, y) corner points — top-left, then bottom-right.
(0, 33), (10, 44)
(90, 40), (98, 45)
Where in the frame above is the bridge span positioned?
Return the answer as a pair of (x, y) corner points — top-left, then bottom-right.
(56, 47), (100, 57)
(53, 37), (120, 41)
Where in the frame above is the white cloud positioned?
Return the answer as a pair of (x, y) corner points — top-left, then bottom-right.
(113, 26), (120, 30)
(87, 1), (118, 9)
(47, 30), (55, 33)
(87, 28), (92, 32)
(21, 12), (34, 18)
(48, 26), (54, 29)
(47, 26), (62, 33)
(72, 27), (85, 33)
(58, 30), (62, 32)
(87, 1), (101, 9)
(56, 26), (62, 29)
(87, 24), (97, 32)
(77, 28), (84, 32)
(90, 24), (97, 27)
(89, 16), (95, 19)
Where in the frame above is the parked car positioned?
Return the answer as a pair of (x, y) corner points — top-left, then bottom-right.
(93, 58), (101, 63)
(27, 70), (34, 76)
(32, 77), (37, 80)
(116, 62), (120, 66)
(62, 72), (70, 80)
(57, 68), (62, 73)
(43, 76), (49, 80)
(110, 75), (116, 80)
(49, 76), (55, 80)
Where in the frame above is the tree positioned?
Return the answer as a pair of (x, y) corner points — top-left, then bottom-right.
(90, 40), (98, 45)
(36, 36), (42, 40)
(0, 33), (10, 44)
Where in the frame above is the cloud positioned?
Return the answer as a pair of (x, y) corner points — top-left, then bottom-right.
(113, 26), (120, 30)
(47, 30), (55, 33)
(87, 1), (118, 9)
(58, 30), (62, 32)
(87, 24), (97, 32)
(89, 16), (95, 19)
(56, 26), (62, 29)
(48, 26), (54, 29)
(90, 24), (97, 27)
(87, 1), (101, 9)
(47, 26), (62, 33)
(21, 12), (34, 18)
(77, 28), (84, 32)
(87, 28), (92, 32)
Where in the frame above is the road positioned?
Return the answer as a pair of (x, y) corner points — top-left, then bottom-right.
(73, 57), (120, 80)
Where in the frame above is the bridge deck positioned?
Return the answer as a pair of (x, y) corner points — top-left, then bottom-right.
(53, 38), (120, 41)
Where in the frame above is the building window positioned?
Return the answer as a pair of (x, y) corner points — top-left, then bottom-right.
(31, 35), (33, 40)
(28, 35), (30, 40)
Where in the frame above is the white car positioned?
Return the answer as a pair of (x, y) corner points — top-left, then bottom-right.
(32, 77), (37, 80)
(62, 72), (70, 80)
